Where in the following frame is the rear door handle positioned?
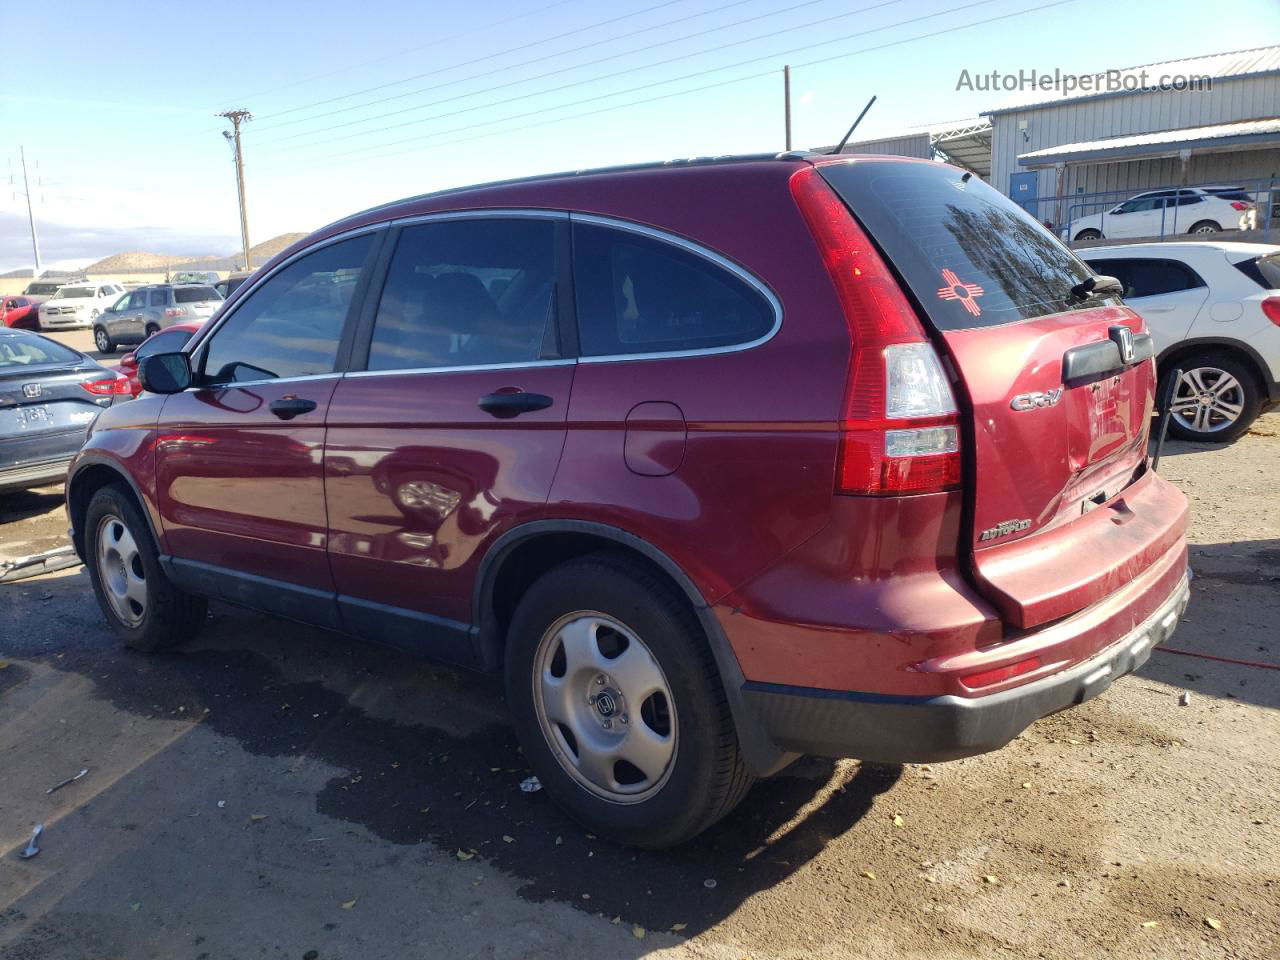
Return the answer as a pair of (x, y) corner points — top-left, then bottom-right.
(477, 391), (554, 418)
(269, 395), (318, 420)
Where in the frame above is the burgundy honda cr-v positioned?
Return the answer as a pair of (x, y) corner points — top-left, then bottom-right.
(67, 153), (1189, 846)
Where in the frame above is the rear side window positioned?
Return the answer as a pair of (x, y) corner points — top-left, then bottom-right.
(1083, 258), (1205, 298)
(149, 290), (168, 307)
(175, 285), (220, 303)
(201, 234), (373, 383)
(1232, 251), (1280, 290)
(573, 222), (776, 356)
(0, 335), (79, 367)
(367, 218), (557, 371)
(818, 160), (1112, 330)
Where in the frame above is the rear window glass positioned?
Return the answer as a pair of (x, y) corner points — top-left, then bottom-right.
(818, 160), (1116, 330)
(53, 286), (95, 299)
(175, 286), (220, 303)
(1232, 251), (1280, 290)
(572, 223), (776, 356)
(0, 334), (80, 367)
(26, 283), (61, 295)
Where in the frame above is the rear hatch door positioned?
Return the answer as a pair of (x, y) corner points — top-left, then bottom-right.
(173, 285), (223, 320)
(818, 158), (1184, 629)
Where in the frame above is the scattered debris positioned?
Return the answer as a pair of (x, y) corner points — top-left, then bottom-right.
(861, 870), (876, 880)
(892, 814), (905, 828)
(18, 824), (43, 860)
(671, 923), (688, 932)
(456, 850), (475, 861)
(249, 814), (268, 823)
(703, 878), (718, 889)
(555, 836), (563, 846)
(1205, 917), (1222, 930)
(130, 902), (141, 912)
(342, 898), (358, 910)
(520, 776), (542, 793)
(632, 925), (646, 940)
(217, 800), (226, 809)
(1141, 920), (1160, 928)
(47, 768), (89, 795)
(1179, 691), (1192, 706)
(982, 875), (998, 884)
(502, 835), (515, 844)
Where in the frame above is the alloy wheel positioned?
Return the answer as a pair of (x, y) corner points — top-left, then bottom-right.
(95, 328), (109, 352)
(96, 513), (147, 626)
(1169, 367), (1245, 435)
(532, 612), (677, 803)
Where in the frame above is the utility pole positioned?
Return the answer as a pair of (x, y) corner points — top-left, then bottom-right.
(783, 65), (792, 151)
(218, 109), (253, 270)
(17, 146), (42, 275)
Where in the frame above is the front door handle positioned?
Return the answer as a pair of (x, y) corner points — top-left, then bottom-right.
(269, 395), (318, 420)
(477, 391), (554, 418)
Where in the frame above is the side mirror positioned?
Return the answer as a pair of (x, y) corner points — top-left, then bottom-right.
(138, 352), (192, 394)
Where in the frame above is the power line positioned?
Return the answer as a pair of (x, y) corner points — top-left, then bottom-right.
(273, 0), (1080, 170)
(257, 0), (913, 151)
(255, 0), (683, 124)
(222, 0), (582, 109)
(257, 0), (809, 135)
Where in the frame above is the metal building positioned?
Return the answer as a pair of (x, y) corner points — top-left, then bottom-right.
(984, 45), (1280, 224)
(833, 118), (993, 177)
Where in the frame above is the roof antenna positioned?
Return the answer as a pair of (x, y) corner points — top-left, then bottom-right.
(830, 95), (878, 154)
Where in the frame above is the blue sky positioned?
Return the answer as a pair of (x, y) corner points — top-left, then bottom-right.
(2, 0), (1278, 271)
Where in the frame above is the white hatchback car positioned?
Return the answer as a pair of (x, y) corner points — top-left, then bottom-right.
(1067, 188), (1256, 243)
(38, 282), (127, 330)
(1081, 241), (1279, 441)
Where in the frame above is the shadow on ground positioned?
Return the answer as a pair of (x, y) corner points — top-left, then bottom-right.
(0, 569), (900, 937)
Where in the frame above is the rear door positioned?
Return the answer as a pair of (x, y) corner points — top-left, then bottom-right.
(155, 232), (378, 617)
(818, 159), (1178, 629)
(324, 214), (572, 656)
(1082, 257), (1209, 353)
(0, 336), (113, 468)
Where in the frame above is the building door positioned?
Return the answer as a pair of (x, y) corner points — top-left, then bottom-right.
(1009, 172), (1039, 215)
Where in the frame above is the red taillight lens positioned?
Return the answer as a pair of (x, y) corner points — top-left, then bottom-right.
(790, 166), (961, 496)
(1262, 297), (1280, 327)
(1230, 201), (1251, 211)
(959, 656), (1042, 690)
(164, 307), (186, 319)
(81, 375), (132, 396)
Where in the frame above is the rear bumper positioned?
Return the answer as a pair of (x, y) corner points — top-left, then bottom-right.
(0, 456), (73, 493)
(743, 569), (1190, 764)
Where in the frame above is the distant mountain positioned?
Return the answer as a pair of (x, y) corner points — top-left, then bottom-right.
(83, 233), (308, 275)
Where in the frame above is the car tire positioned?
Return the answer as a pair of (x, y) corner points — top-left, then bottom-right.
(504, 553), (752, 848)
(94, 326), (115, 354)
(1074, 229), (1103, 241)
(1188, 220), (1221, 235)
(1162, 351), (1261, 443)
(84, 484), (207, 653)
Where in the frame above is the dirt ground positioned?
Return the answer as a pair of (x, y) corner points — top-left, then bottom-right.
(1, 333), (1277, 959)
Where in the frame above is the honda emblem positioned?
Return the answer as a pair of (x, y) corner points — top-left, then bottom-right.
(1109, 325), (1135, 366)
(22, 383), (42, 399)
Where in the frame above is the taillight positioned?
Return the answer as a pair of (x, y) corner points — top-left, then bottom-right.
(1230, 201), (1251, 211)
(164, 307), (188, 319)
(790, 166), (962, 496)
(81, 375), (132, 396)
(1263, 297), (1280, 327)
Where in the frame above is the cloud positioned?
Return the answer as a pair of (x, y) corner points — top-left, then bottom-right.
(0, 211), (238, 274)
(799, 91), (817, 107)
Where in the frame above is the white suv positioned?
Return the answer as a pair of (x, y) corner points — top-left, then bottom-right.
(37, 282), (127, 330)
(1067, 188), (1256, 243)
(1082, 241), (1279, 441)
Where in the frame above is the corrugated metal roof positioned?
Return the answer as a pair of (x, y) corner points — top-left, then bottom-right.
(986, 44), (1280, 114)
(1018, 117), (1280, 163)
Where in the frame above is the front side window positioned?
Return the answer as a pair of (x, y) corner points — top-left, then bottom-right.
(367, 218), (556, 371)
(572, 223), (775, 356)
(200, 234), (373, 384)
(127, 291), (147, 309)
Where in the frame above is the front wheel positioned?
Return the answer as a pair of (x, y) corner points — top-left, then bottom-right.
(1188, 220), (1221, 235)
(505, 554), (752, 847)
(84, 484), (207, 652)
(1163, 352), (1260, 442)
(94, 326), (115, 354)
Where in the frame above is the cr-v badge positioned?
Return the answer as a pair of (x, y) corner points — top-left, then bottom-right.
(1010, 388), (1062, 411)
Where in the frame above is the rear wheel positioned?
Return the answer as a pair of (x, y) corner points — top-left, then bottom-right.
(84, 484), (207, 652)
(1163, 352), (1261, 442)
(1188, 220), (1221, 235)
(94, 326), (115, 354)
(144, 324), (160, 339)
(505, 554), (752, 847)
(1074, 228), (1103, 241)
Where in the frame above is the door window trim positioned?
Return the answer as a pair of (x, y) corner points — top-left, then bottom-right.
(569, 212), (783, 364)
(184, 225), (387, 388)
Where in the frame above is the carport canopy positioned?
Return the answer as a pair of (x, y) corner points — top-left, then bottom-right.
(1017, 117), (1280, 168)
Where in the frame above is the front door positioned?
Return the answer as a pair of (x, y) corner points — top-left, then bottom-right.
(155, 233), (379, 621)
(104, 290), (146, 342)
(324, 215), (572, 662)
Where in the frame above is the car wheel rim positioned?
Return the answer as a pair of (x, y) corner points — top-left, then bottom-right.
(1194, 224), (1217, 233)
(95, 330), (108, 351)
(96, 513), (147, 626)
(1169, 367), (1244, 435)
(532, 612), (677, 804)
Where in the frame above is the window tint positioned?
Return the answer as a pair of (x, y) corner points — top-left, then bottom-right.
(136, 328), (194, 359)
(175, 285), (221, 303)
(1083, 258), (1204, 298)
(367, 218), (556, 371)
(201, 234), (373, 383)
(819, 160), (1110, 331)
(573, 223), (775, 356)
(149, 289), (168, 307)
(1231, 251), (1280, 290)
(0, 334), (79, 367)
(1174, 193), (1203, 206)
(1117, 197), (1158, 213)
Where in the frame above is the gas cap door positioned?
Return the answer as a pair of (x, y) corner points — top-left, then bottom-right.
(624, 401), (687, 477)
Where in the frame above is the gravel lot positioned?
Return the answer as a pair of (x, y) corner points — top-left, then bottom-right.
(1, 329), (1277, 959)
